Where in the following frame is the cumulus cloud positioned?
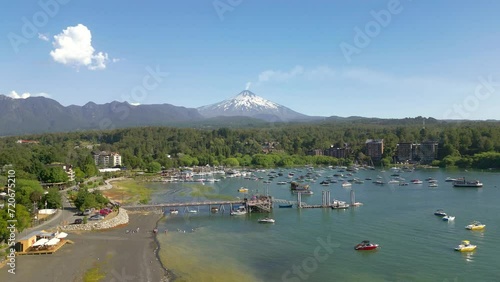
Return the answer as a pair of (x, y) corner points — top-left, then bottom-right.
(50, 24), (111, 70)
(38, 33), (49, 41)
(7, 91), (50, 99)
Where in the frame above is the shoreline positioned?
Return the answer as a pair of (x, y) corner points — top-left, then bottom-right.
(151, 213), (177, 282)
(1, 211), (170, 282)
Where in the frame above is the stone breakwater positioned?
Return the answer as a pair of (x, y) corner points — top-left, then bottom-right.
(60, 208), (129, 231)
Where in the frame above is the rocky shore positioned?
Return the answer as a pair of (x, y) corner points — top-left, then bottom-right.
(58, 207), (129, 232)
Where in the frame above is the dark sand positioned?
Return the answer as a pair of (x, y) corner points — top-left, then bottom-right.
(1, 212), (169, 282)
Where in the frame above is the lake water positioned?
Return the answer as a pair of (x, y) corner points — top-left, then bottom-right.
(150, 168), (500, 282)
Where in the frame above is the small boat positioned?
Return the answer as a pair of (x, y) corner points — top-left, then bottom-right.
(411, 179), (423, 184)
(238, 187), (249, 193)
(331, 200), (350, 209)
(211, 207), (219, 213)
(279, 204), (293, 208)
(188, 209), (198, 213)
(445, 177), (457, 182)
(443, 215), (455, 221)
(455, 240), (477, 252)
(453, 178), (483, 188)
(170, 209), (179, 215)
(429, 183), (438, 188)
(354, 240), (379, 251)
(465, 221), (485, 230)
(341, 182), (352, 188)
(434, 209), (447, 216)
(258, 217), (275, 223)
(277, 181), (287, 185)
(230, 206), (247, 216)
(388, 179), (400, 184)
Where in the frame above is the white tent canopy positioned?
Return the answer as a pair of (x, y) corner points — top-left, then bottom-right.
(55, 232), (68, 239)
(46, 238), (60, 246)
(32, 238), (49, 247)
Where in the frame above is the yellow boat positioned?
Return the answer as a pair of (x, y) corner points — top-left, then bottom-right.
(465, 221), (485, 230)
(455, 240), (477, 252)
(238, 187), (249, 193)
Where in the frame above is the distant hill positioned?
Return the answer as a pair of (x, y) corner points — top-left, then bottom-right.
(0, 93), (459, 137)
(0, 95), (203, 136)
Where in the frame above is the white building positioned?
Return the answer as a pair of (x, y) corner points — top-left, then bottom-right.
(94, 151), (122, 167)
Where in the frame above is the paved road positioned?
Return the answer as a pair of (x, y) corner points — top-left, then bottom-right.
(18, 187), (80, 237)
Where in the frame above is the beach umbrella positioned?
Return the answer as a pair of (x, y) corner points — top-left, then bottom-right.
(32, 238), (49, 247)
(55, 232), (68, 239)
(46, 238), (60, 246)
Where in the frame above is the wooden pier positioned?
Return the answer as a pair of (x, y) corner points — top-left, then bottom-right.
(122, 196), (274, 213)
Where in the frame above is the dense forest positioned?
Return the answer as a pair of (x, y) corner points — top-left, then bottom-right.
(1, 118), (500, 177)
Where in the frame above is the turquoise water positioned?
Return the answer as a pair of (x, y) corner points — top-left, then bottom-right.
(151, 168), (500, 282)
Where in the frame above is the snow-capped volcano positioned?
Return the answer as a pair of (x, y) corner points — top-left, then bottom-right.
(197, 90), (308, 122)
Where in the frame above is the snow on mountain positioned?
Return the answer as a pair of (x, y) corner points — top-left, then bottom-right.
(197, 90), (309, 122)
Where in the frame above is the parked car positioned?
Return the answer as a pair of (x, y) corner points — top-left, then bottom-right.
(83, 209), (92, 216)
(74, 218), (83, 224)
(100, 209), (111, 216)
(89, 214), (104, 221)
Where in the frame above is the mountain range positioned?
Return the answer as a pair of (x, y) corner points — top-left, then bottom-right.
(0, 90), (322, 136)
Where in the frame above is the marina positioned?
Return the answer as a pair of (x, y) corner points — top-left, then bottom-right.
(150, 167), (500, 281)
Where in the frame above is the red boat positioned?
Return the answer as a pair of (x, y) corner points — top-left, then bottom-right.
(354, 240), (379, 251)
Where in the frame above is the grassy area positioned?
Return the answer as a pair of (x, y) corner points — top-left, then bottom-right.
(187, 184), (236, 201)
(101, 180), (152, 205)
(83, 262), (106, 282)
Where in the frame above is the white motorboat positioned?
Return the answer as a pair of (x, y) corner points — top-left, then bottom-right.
(258, 217), (275, 223)
(230, 206), (247, 216)
(341, 182), (352, 188)
(443, 215), (455, 221)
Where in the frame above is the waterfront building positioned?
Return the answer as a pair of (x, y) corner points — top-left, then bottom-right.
(365, 139), (384, 162)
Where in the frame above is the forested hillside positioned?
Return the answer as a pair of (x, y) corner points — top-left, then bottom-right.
(1, 118), (500, 179)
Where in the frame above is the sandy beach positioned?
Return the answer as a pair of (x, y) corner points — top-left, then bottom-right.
(1, 212), (169, 282)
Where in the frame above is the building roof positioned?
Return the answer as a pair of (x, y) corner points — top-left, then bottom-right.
(365, 139), (383, 144)
(18, 230), (44, 241)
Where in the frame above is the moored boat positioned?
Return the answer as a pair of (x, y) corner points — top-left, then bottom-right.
(230, 206), (247, 216)
(331, 199), (349, 209)
(279, 204), (293, 208)
(258, 217), (275, 223)
(434, 209), (447, 216)
(238, 187), (249, 193)
(341, 181), (352, 188)
(465, 221), (485, 230)
(443, 215), (455, 221)
(354, 240), (379, 251)
(453, 178), (483, 188)
(455, 240), (477, 252)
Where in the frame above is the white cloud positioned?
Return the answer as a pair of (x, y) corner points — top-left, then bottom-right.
(258, 65), (304, 83)
(38, 33), (49, 41)
(50, 24), (112, 70)
(256, 65), (472, 93)
(7, 91), (50, 99)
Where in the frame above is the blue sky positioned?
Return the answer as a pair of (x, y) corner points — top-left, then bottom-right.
(1, 0), (500, 120)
